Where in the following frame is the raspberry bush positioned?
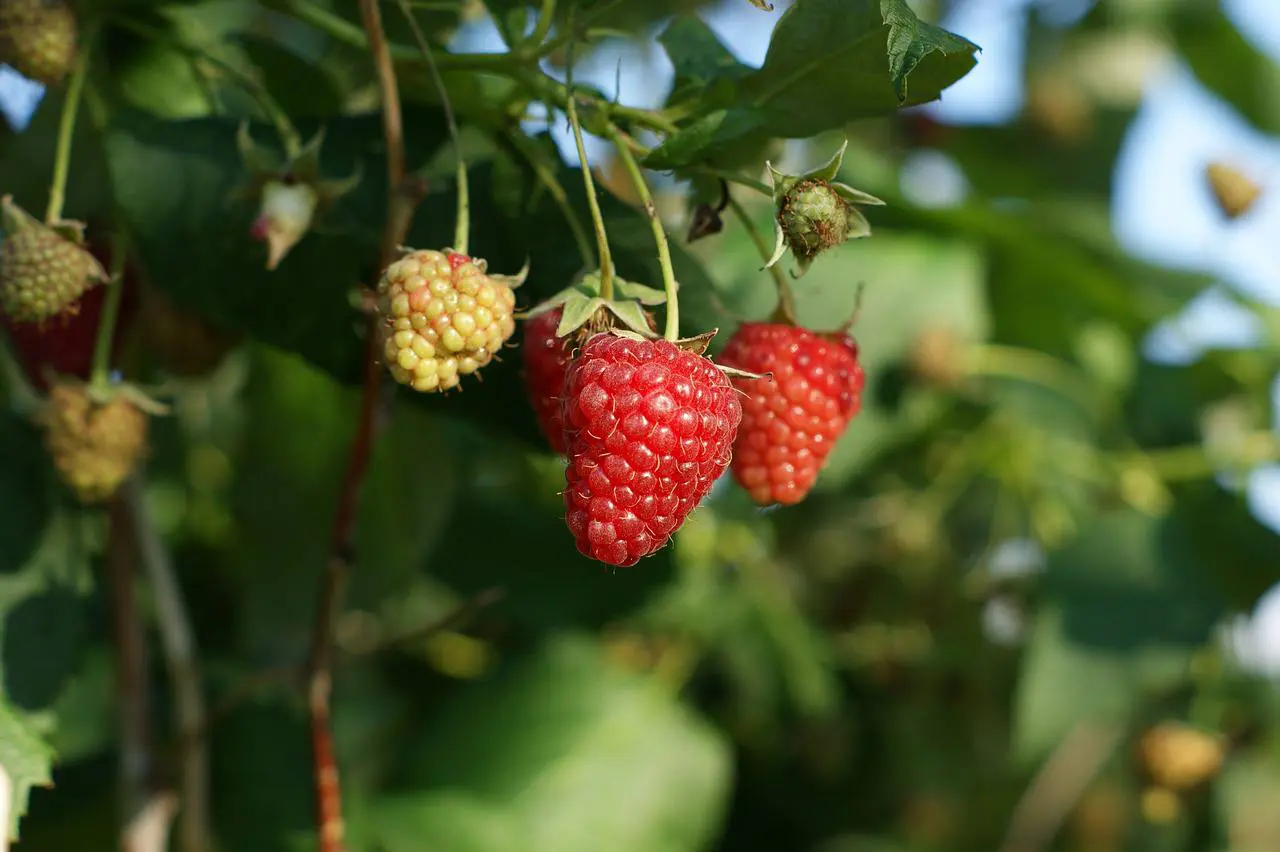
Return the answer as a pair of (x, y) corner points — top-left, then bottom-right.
(1, 1), (1279, 850)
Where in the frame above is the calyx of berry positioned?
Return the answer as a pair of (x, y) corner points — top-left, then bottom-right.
(610, 327), (768, 381)
(236, 124), (361, 270)
(524, 269), (666, 341)
(765, 138), (884, 276)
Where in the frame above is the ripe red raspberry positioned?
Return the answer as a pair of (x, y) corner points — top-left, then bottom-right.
(522, 306), (572, 454)
(562, 333), (742, 567)
(718, 322), (864, 506)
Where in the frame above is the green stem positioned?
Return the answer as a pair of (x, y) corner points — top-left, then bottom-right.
(90, 233), (130, 391)
(391, 0), (469, 254)
(727, 194), (794, 323)
(608, 126), (679, 340)
(46, 28), (95, 224)
(527, 0), (556, 49)
(272, 0), (679, 137)
(1134, 432), (1280, 482)
(566, 89), (614, 297)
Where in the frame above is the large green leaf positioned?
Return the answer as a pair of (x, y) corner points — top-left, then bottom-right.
(378, 635), (732, 852)
(1172, 3), (1280, 136)
(1013, 507), (1226, 763)
(645, 0), (978, 168)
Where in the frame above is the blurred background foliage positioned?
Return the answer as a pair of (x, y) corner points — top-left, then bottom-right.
(2, 0), (1280, 850)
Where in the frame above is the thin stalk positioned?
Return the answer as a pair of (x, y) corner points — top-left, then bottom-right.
(726, 193), (795, 323)
(46, 28), (95, 224)
(90, 233), (130, 391)
(527, 0), (556, 49)
(566, 93), (614, 297)
(392, 0), (470, 254)
(608, 126), (679, 339)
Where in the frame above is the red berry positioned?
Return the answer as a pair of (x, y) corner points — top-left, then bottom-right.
(562, 333), (742, 567)
(522, 307), (572, 454)
(718, 322), (864, 506)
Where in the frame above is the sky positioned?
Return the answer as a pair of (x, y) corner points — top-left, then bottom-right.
(4, 0), (1280, 666)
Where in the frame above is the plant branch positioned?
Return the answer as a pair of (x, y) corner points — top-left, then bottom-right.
(125, 476), (210, 852)
(305, 1), (422, 850)
(998, 722), (1123, 852)
(46, 26), (94, 224)
(607, 125), (679, 339)
(107, 492), (163, 851)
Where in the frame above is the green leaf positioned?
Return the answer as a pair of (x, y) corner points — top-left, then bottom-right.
(659, 15), (752, 106)
(881, 0), (981, 102)
(382, 635), (732, 852)
(646, 0), (977, 168)
(0, 699), (54, 840)
(1172, 3), (1280, 135)
(1013, 508), (1226, 763)
(743, 0), (977, 135)
(642, 108), (775, 171)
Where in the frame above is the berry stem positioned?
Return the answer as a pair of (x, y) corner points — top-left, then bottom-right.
(566, 92), (614, 298)
(727, 193), (796, 324)
(89, 232), (130, 392)
(607, 126), (680, 340)
(392, 0), (470, 255)
(45, 24), (96, 225)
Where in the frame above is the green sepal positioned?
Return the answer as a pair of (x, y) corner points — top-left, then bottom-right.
(523, 268), (665, 339)
(764, 138), (884, 275)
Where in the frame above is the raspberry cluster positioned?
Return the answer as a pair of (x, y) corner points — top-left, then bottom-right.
(378, 250), (517, 393)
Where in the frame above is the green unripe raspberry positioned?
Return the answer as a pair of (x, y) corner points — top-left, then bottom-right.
(778, 179), (853, 264)
(0, 0), (77, 85)
(0, 198), (107, 324)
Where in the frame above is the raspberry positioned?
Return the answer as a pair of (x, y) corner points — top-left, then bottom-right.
(778, 180), (854, 264)
(522, 306), (572, 454)
(1138, 722), (1225, 793)
(0, 0), (76, 85)
(36, 380), (149, 504)
(0, 197), (107, 324)
(718, 322), (864, 506)
(562, 333), (742, 567)
(377, 249), (517, 393)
